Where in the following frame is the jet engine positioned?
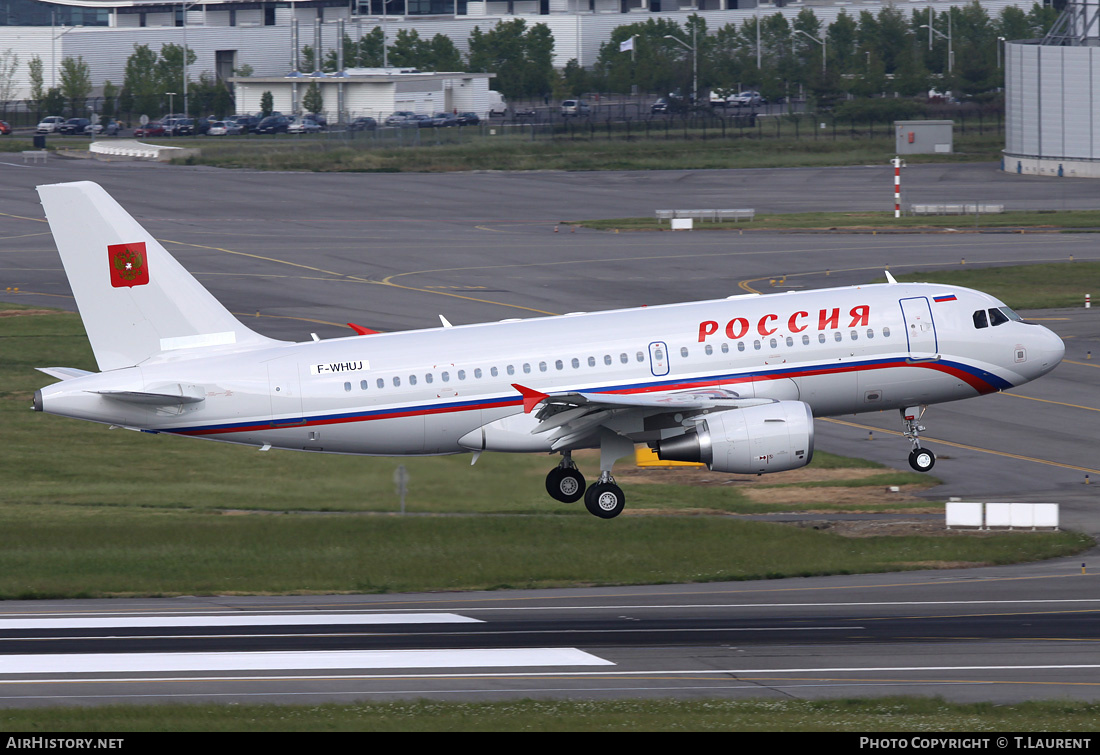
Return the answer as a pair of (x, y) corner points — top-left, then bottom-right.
(655, 401), (814, 475)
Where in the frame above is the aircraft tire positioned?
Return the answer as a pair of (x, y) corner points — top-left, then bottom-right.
(908, 448), (936, 472)
(584, 482), (625, 519)
(546, 467), (585, 503)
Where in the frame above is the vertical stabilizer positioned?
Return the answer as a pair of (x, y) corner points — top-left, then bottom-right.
(37, 181), (281, 371)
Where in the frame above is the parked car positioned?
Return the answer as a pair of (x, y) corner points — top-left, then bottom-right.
(87, 118), (121, 136)
(230, 115), (260, 133)
(287, 117), (322, 134)
(512, 107), (537, 120)
(255, 115), (290, 134)
(0, 120), (10, 135)
(729, 91), (765, 107)
(651, 97), (670, 114)
(560, 99), (591, 117)
(35, 116), (65, 134)
(58, 117), (91, 135)
(206, 120), (241, 136)
(456, 112), (479, 126)
(431, 112), (458, 127)
(389, 111), (418, 127)
(169, 118), (195, 136)
(306, 113), (327, 129)
(412, 114), (435, 128)
(348, 116), (377, 132)
(133, 121), (165, 137)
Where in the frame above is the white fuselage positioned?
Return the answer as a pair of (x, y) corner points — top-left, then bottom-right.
(37, 282), (1064, 456)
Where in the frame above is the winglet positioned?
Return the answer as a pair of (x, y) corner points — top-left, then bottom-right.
(347, 323), (380, 335)
(512, 383), (548, 414)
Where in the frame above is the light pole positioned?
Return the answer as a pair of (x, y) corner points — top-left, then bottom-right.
(997, 36), (1006, 69)
(794, 29), (826, 74)
(166, 92), (176, 131)
(664, 25), (697, 107)
(919, 23), (953, 74)
(180, 1), (198, 117)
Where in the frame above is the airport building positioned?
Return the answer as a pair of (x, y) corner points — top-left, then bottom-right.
(1, 0), (1032, 104)
(1004, 0), (1100, 178)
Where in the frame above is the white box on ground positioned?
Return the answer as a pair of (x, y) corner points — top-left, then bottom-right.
(671, 218), (693, 231)
(945, 501), (983, 528)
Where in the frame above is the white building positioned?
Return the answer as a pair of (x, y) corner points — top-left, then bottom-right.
(1, 0), (1032, 102)
(233, 67), (495, 120)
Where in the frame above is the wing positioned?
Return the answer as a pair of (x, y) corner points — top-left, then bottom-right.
(510, 383), (777, 451)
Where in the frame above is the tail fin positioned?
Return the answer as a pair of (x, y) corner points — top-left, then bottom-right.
(37, 181), (281, 371)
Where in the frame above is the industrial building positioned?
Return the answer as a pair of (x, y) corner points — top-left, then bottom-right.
(1, 0), (1032, 106)
(1004, 0), (1100, 177)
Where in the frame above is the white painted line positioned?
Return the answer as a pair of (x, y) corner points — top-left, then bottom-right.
(1, 661), (1096, 685)
(0, 648), (614, 675)
(0, 613), (481, 630)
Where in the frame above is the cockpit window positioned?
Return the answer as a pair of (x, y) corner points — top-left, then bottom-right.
(973, 310), (988, 329)
(989, 308), (1009, 326)
(999, 306), (1023, 322)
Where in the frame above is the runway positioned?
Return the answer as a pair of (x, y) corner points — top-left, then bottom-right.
(1, 560), (1099, 706)
(0, 157), (1098, 707)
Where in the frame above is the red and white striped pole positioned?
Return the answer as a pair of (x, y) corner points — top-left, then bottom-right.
(892, 157), (902, 218)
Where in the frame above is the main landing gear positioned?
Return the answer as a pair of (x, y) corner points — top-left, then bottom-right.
(545, 431), (634, 519)
(901, 405), (936, 472)
(544, 455), (626, 519)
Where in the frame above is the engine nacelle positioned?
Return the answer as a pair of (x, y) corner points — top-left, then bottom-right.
(655, 401), (814, 475)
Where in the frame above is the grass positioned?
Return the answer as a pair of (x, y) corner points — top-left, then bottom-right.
(885, 261), (1100, 310)
(2, 697), (1099, 731)
(175, 131), (1004, 172)
(0, 301), (1090, 599)
(576, 209), (1100, 233)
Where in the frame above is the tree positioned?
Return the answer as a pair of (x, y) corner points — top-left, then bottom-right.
(302, 80), (323, 115)
(356, 28), (385, 68)
(28, 56), (44, 110)
(260, 90), (273, 117)
(468, 20), (555, 100)
(121, 44), (161, 117)
(59, 56), (92, 118)
(0, 49), (18, 105)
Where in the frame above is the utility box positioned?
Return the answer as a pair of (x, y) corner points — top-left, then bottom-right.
(894, 120), (954, 155)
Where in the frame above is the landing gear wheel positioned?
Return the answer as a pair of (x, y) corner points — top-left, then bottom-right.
(546, 466), (585, 503)
(584, 482), (625, 519)
(909, 448), (936, 472)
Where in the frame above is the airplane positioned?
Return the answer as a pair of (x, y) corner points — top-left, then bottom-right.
(31, 181), (1065, 519)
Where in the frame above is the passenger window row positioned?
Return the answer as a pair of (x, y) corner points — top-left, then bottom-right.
(340, 329), (894, 392)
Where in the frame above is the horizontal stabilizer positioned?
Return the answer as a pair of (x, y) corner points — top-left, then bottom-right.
(92, 383), (205, 405)
(36, 367), (94, 381)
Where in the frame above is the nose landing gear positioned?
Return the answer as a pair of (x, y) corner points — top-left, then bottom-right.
(902, 405), (936, 472)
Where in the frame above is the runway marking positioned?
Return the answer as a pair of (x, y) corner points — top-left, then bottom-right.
(2, 662), (1098, 684)
(999, 392), (1100, 413)
(822, 417), (1100, 475)
(5, 598), (1100, 624)
(1064, 359), (1100, 369)
(0, 648), (613, 675)
(0, 613), (481, 630)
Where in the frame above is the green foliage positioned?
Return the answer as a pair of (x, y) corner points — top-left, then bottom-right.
(834, 97), (924, 121)
(302, 80), (323, 115)
(59, 56), (91, 118)
(260, 90), (273, 117)
(468, 20), (555, 99)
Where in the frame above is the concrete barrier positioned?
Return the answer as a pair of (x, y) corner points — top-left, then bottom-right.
(909, 204), (1005, 216)
(946, 501), (1059, 530)
(89, 139), (199, 162)
(21, 150), (47, 163)
(657, 209), (755, 224)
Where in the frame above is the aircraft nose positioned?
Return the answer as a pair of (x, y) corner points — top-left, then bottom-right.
(1033, 326), (1065, 376)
